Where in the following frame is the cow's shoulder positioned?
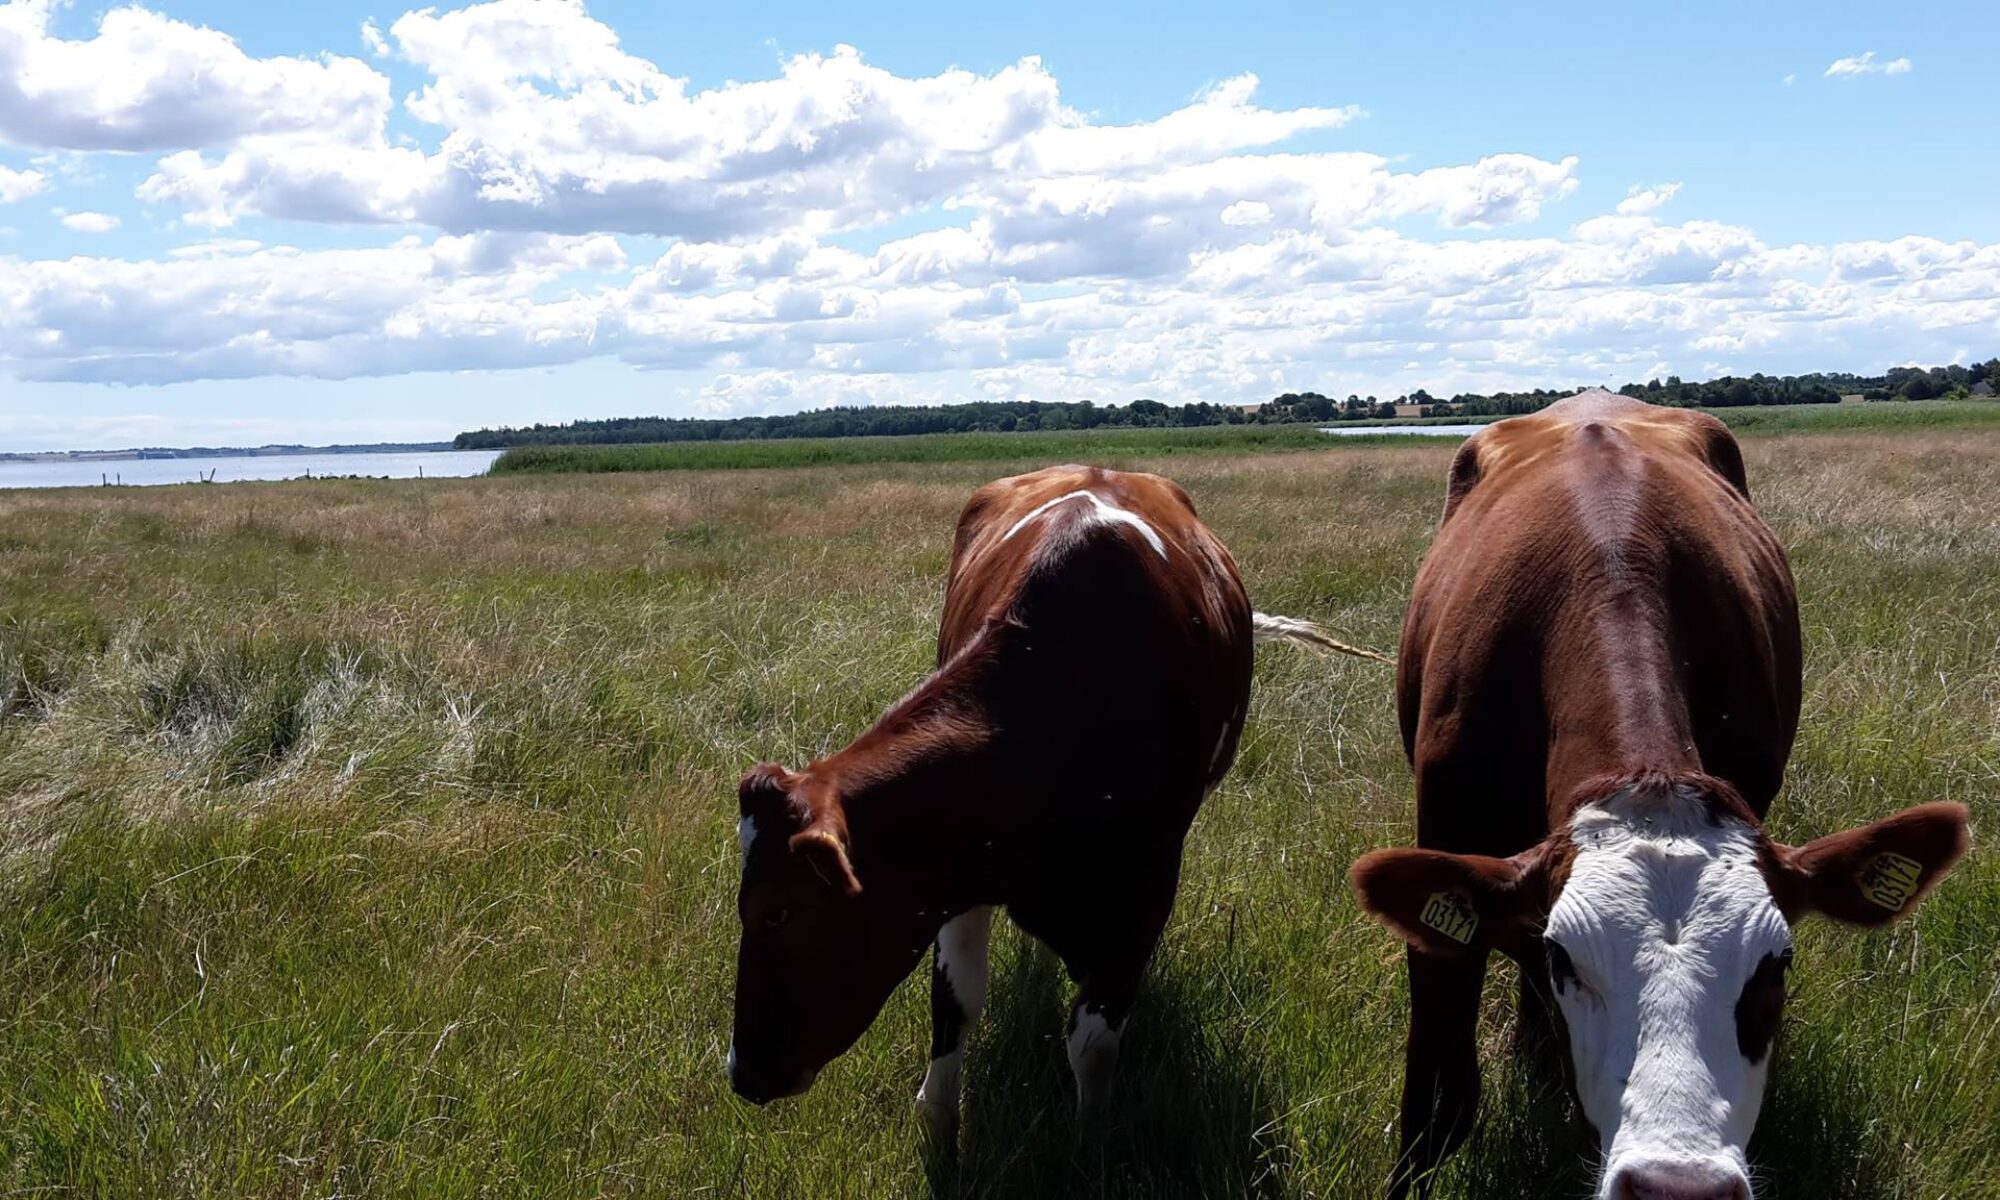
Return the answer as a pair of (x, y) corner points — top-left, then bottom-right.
(951, 465), (1092, 566)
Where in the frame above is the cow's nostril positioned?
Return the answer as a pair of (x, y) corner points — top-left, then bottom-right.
(1609, 1160), (1751, 1200)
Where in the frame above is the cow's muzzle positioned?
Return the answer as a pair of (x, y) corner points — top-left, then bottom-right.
(727, 1041), (819, 1105)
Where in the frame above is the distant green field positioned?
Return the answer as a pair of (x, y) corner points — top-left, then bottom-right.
(1715, 398), (2000, 433)
(489, 401), (2000, 476)
(488, 424), (1344, 474)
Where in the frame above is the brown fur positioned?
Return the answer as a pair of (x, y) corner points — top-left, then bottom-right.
(729, 465), (1256, 1107)
(1354, 391), (1970, 1198)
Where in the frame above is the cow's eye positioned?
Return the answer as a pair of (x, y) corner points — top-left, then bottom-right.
(763, 908), (791, 930)
(1545, 936), (1586, 996)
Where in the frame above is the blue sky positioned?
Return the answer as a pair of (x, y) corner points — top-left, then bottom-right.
(1, 0), (1995, 450)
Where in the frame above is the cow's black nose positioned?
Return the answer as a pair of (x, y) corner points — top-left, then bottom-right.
(727, 1043), (816, 1104)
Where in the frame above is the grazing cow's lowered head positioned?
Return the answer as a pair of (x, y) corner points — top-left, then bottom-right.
(1352, 774), (1969, 1200)
(727, 763), (935, 1104)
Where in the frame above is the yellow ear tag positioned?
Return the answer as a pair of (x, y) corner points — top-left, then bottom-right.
(1855, 852), (1923, 911)
(1420, 891), (1479, 944)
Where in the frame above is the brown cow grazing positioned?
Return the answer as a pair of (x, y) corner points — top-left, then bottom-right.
(729, 464), (1349, 1134)
(1350, 390), (1970, 1200)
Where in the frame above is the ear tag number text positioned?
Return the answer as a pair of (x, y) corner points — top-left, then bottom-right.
(1420, 890), (1479, 944)
(1856, 852), (1922, 911)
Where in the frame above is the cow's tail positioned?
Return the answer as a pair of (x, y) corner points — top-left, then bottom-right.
(1251, 611), (1394, 665)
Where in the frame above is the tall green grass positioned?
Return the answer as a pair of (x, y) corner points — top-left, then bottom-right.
(0, 434), (1994, 1197)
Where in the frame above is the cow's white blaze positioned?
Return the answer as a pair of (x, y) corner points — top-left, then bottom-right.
(737, 815), (758, 866)
(1001, 490), (1169, 559)
(1547, 789), (1790, 1198)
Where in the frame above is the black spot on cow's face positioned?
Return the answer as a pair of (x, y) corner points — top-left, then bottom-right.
(1734, 948), (1792, 1064)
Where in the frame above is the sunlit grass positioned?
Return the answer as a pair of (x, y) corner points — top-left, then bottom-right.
(0, 431), (1994, 1197)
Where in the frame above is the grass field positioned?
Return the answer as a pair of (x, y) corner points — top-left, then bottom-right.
(487, 400), (2000, 476)
(1, 428), (1995, 1198)
(487, 424), (1346, 474)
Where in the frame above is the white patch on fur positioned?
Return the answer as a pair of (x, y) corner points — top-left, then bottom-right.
(1001, 490), (1168, 559)
(1547, 788), (1789, 1199)
(1066, 1007), (1123, 1112)
(916, 906), (994, 1123)
(737, 816), (757, 866)
(916, 1048), (964, 1129)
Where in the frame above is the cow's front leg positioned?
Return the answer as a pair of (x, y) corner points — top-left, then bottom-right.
(915, 905), (993, 1138)
(1389, 945), (1489, 1199)
(1064, 846), (1179, 1123)
(1065, 983), (1132, 1122)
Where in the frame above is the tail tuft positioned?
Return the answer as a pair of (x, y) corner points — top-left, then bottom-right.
(1252, 612), (1394, 665)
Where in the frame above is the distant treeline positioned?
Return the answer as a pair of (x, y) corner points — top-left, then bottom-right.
(454, 359), (1999, 448)
(455, 400), (1253, 448)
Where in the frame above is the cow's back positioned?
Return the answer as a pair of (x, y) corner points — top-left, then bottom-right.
(940, 465), (1255, 803)
(1399, 391), (1800, 853)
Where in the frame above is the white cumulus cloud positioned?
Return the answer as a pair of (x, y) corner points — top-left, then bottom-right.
(0, 0), (1991, 412)
(1616, 182), (1681, 216)
(0, 0), (389, 152)
(0, 162), (45, 201)
(131, 0), (1374, 238)
(1824, 52), (1913, 78)
(58, 209), (117, 232)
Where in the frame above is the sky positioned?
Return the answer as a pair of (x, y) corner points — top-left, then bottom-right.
(0, 0), (1995, 451)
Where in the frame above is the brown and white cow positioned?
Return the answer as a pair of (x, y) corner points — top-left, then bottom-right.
(1349, 390), (1970, 1200)
(729, 464), (1348, 1132)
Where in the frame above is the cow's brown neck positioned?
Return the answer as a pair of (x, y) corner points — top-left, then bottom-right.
(1543, 607), (1704, 822)
(808, 629), (1015, 915)
(1539, 444), (1705, 821)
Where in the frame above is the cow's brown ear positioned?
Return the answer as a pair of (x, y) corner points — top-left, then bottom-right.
(790, 825), (862, 898)
(1349, 844), (1547, 957)
(1772, 802), (1970, 926)
(1441, 437), (1483, 523)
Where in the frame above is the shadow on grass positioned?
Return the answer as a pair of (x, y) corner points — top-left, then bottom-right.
(922, 946), (1909, 1200)
(928, 932), (1291, 1200)
(1444, 1026), (1598, 1200)
(1742, 1043), (1901, 1200)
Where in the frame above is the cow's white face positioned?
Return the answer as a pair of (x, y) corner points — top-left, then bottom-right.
(1352, 788), (1967, 1200)
(1547, 793), (1790, 1200)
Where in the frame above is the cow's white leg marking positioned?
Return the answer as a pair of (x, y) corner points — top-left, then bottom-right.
(916, 905), (993, 1135)
(1000, 490), (1168, 559)
(1066, 1005), (1124, 1118)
